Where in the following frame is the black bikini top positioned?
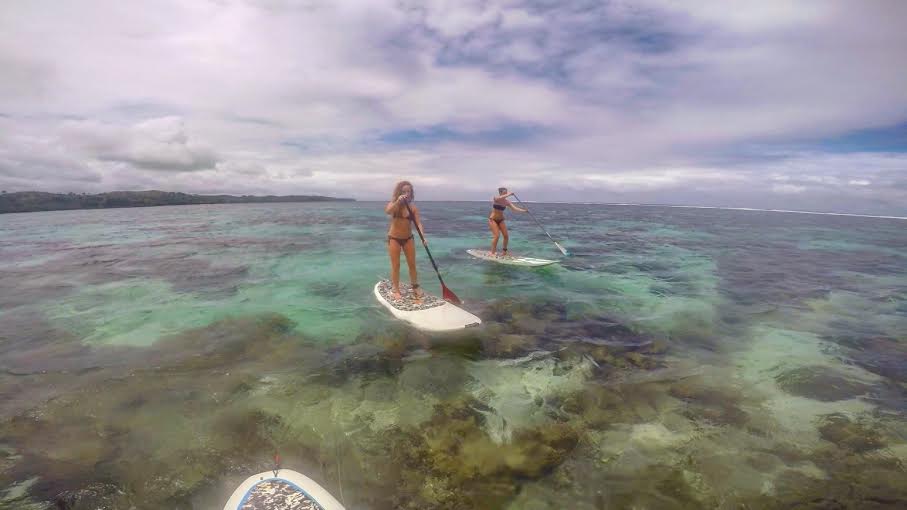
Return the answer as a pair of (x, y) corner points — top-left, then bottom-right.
(493, 204), (506, 211)
(393, 203), (411, 219)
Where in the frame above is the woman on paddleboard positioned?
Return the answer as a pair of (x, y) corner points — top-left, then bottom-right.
(385, 181), (426, 302)
(488, 187), (527, 256)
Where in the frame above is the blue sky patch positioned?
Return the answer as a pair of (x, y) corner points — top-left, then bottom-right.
(377, 123), (548, 146)
(813, 121), (907, 153)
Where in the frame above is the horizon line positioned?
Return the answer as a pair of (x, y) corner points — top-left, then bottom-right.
(4, 191), (904, 220)
(390, 200), (907, 220)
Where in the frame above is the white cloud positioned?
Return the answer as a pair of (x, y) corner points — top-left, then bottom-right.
(578, 167), (741, 191)
(499, 7), (545, 31)
(416, 0), (500, 38)
(639, 0), (826, 33)
(772, 184), (806, 194)
(383, 67), (572, 130)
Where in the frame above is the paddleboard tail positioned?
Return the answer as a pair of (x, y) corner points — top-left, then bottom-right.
(224, 469), (346, 510)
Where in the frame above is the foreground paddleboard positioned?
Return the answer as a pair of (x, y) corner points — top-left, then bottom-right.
(374, 280), (481, 331)
(466, 249), (557, 267)
(223, 469), (345, 510)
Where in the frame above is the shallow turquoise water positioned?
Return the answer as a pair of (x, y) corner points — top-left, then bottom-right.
(0, 202), (905, 509)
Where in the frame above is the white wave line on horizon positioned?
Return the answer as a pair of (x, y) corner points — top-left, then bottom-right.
(359, 200), (906, 220)
(600, 203), (907, 221)
(449, 200), (907, 220)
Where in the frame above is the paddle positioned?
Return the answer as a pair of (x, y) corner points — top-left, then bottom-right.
(511, 193), (570, 256)
(402, 199), (462, 304)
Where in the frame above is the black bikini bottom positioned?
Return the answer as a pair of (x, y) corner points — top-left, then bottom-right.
(387, 235), (414, 248)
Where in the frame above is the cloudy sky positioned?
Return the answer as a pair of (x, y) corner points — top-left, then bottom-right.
(1, 0), (906, 214)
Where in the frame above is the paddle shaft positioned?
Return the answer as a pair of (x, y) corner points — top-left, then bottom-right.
(511, 193), (567, 253)
(402, 199), (459, 302)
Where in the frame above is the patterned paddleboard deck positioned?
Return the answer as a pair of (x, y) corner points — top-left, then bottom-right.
(224, 471), (345, 510)
(466, 249), (558, 267)
(374, 280), (482, 331)
(376, 279), (445, 311)
(239, 479), (322, 510)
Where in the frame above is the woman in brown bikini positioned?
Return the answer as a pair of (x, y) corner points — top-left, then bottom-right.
(385, 180), (426, 302)
(489, 187), (527, 256)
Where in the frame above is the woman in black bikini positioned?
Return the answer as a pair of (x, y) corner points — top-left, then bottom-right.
(385, 181), (426, 302)
(488, 187), (527, 256)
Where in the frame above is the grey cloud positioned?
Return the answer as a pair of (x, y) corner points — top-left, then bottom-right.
(0, 1), (904, 215)
(0, 155), (103, 193)
(227, 115), (285, 128)
(0, 159), (102, 183)
(65, 117), (219, 172)
(0, 52), (54, 101)
(0, 128), (103, 185)
(216, 161), (266, 176)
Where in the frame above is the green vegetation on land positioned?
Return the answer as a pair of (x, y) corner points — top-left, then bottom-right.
(0, 190), (354, 214)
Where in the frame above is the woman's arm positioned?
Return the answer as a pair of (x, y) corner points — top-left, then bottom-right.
(385, 196), (404, 215)
(508, 202), (528, 213)
(412, 206), (427, 244)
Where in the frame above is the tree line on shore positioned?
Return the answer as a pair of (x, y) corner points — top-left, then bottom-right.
(0, 190), (353, 214)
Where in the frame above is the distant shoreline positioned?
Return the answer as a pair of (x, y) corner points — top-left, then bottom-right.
(360, 200), (907, 220)
(0, 190), (354, 214)
(2, 193), (902, 220)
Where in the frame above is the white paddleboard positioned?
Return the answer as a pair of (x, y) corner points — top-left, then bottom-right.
(223, 469), (345, 510)
(374, 280), (481, 332)
(466, 249), (558, 267)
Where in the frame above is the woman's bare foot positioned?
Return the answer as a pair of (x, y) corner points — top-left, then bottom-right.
(411, 283), (424, 303)
(391, 287), (403, 301)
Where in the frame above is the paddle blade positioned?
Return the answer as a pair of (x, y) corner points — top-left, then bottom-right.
(555, 241), (570, 256)
(442, 284), (462, 305)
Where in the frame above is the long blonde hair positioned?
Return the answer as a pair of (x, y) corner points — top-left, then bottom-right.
(391, 180), (414, 201)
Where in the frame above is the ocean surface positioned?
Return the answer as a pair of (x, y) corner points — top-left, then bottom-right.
(0, 201), (905, 509)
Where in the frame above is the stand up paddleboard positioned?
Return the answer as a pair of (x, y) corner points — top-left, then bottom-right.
(374, 280), (481, 331)
(223, 469), (345, 510)
(466, 249), (557, 267)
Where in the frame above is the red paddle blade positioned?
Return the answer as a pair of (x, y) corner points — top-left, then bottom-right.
(442, 284), (461, 305)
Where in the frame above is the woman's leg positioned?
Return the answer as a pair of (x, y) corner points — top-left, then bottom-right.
(488, 219), (500, 255)
(387, 238), (403, 300)
(402, 237), (421, 300)
(500, 221), (509, 254)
